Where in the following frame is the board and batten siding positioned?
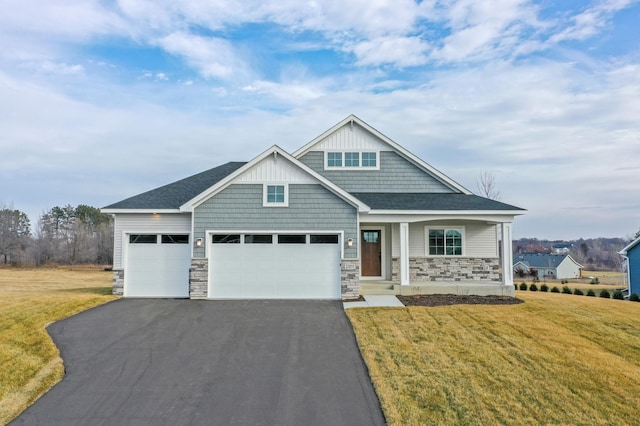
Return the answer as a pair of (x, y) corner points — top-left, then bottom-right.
(391, 221), (498, 258)
(298, 151), (454, 193)
(112, 213), (192, 269)
(194, 184), (358, 258)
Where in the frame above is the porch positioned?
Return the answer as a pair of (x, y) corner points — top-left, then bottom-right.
(359, 280), (515, 297)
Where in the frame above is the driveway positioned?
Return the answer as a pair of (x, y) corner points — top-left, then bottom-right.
(12, 299), (385, 426)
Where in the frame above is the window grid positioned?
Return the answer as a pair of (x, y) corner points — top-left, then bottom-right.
(327, 152), (343, 167)
(362, 152), (377, 167)
(267, 185), (285, 203)
(345, 152), (359, 167)
(428, 228), (463, 256)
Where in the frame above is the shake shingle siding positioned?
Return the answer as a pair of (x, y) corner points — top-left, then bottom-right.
(298, 151), (454, 193)
(193, 184), (358, 258)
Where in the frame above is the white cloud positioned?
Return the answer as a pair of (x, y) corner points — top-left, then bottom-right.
(550, 0), (636, 43)
(157, 32), (249, 80)
(352, 36), (430, 67)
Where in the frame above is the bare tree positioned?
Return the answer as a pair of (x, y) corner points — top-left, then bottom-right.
(0, 205), (31, 264)
(476, 171), (501, 200)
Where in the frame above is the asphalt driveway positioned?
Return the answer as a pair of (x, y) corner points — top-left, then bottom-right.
(12, 299), (385, 426)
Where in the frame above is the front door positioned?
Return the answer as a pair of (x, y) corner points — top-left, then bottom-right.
(361, 230), (382, 276)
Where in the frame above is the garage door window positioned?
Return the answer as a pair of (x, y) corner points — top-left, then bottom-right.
(310, 234), (339, 244)
(278, 234), (306, 244)
(212, 234), (240, 244)
(245, 234), (273, 244)
(161, 234), (189, 244)
(130, 234), (157, 244)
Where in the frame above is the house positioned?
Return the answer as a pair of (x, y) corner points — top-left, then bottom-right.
(620, 237), (640, 296)
(513, 253), (583, 279)
(102, 115), (525, 300)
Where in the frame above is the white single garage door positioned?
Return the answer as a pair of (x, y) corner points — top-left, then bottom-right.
(209, 233), (341, 299)
(125, 234), (191, 298)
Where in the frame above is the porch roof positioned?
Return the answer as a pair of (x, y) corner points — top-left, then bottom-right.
(350, 193), (524, 212)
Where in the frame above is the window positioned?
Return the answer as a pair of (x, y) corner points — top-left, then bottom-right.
(327, 152), (342, 167)
(263, 184), (288, 206)
(362, 152), (377, 167)
(325, 151), (379, 169)
(212, 234), (240, 244)
(278, 234), (306, 244)
(245, 234), (273, 244)
(310, 234), (339, 244)
(129, 234), (157, 244)
(345, 152), (359, 167)
(427, 228), (463, 256)
(161, 234), (189, 244)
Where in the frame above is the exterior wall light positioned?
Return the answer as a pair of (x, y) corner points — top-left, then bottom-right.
(195, 238), (203, 248)
(347, 238), (353, 248)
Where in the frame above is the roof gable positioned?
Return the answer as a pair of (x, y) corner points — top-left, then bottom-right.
(512, 253), (583, 269)
(293, 115), (471, 194)
(181, 145), (370, 212)
(620, 236), (640, 255)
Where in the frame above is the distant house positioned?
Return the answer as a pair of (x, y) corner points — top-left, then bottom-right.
(552, 245), (570, 254)
(513, 253), (583, 279)
(620, 237), (640, 296)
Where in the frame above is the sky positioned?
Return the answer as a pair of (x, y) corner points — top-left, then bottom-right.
(0, 0), (639, 240)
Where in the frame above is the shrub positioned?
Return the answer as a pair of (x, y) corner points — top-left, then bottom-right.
(532, 276), (540, 283)
(613, 290), (624, 300)
(529, 283), (538, 292)
(630, 293), (640, 302)
(562, 286), (572, 294)
(573, 288), (584, 296)
(561, 279), (569, 284)
(550, 286), (560, 293)
(586, 289), (596, 297)
(540, 284), (549, 292)
(590, 277), (600, 285)
(599, 289), (610, 298)
(519, 282), (528, 291)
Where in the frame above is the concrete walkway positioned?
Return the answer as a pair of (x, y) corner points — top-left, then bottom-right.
(343, 295), (405, 309)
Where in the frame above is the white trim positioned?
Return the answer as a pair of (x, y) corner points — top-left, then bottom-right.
(620, 236), (640, 256)
(501, 223), (514, 286)
(101, 209), (181, 214)
(293, 114), (471, 194)
(179, 145), (370, 213)
(425, 226), (466, 257)
(366, 209), (525, 216)
(324, 150), (381, 171)
(262, 183), (289, 207)
(360, 226), (386, 280)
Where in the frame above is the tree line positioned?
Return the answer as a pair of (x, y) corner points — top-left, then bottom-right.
(0, 204), (113, 266)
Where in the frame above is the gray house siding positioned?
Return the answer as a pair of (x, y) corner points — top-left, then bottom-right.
(298, 151), (455, 193)
(193, 184), (358, 258)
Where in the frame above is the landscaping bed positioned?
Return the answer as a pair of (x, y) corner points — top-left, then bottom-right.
(397, 294), (523, 306)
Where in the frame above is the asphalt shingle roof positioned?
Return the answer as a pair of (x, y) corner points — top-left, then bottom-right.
(513, 253), (568, 268)
(103, 162), (246, 210)
(350, 193), (524, 211)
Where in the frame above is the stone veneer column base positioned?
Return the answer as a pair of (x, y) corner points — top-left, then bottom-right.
(341, 260), (360, 300)
(189, 258), (208, 299)
(112, 270), (124, 296)
(392, 257), (500, 282)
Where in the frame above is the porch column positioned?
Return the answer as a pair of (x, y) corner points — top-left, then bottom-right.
(501, 222), (513, 286)
(400, 222), (410, 285)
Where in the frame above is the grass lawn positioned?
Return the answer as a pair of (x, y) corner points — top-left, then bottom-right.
(348, 291), (640, 425)
(0, 267), (117, 425)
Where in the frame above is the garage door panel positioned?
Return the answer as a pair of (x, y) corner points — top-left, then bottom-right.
(126, 238), (190, 298)
(210, 234), (340, 299)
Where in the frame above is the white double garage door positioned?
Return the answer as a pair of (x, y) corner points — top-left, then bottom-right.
(125, 232), (341, 299)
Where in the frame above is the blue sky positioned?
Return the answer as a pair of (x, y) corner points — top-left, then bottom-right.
(0, 0), (638, 240)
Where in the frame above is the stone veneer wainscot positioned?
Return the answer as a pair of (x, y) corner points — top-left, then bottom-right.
(392, 257), (500, 282)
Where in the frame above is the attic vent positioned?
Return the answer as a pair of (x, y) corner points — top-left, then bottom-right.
(349, 119), (354, 130)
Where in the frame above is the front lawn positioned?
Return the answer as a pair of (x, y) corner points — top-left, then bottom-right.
(0, 267), (117, 424)
(348, 292), (640, 425)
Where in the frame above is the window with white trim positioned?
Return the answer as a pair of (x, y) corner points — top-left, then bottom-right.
(426, 227), (464, 256)
(325, 151), (379, 170)
(263, 184), (288, 207)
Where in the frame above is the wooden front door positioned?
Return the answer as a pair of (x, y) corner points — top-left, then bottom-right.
(361, 230), (382, 276)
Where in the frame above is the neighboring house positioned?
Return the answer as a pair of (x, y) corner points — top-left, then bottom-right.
(513, 253), (583, 279)
(620, 237), (640, 296)
(102, 115), (525, 300)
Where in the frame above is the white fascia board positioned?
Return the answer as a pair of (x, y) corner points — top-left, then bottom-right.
(100, 208), (182, 214)
(564, 254), (584, 269)
(365, 209), (526, 216)
(620, 236), (640, 255)
(359, 211), (522, 224)
(180, 145), (370, 213)
(293, 114), (472, 195)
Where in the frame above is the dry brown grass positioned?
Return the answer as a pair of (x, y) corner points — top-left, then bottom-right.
(0, 267), (117, 424)
(348, 291), (640, 425)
